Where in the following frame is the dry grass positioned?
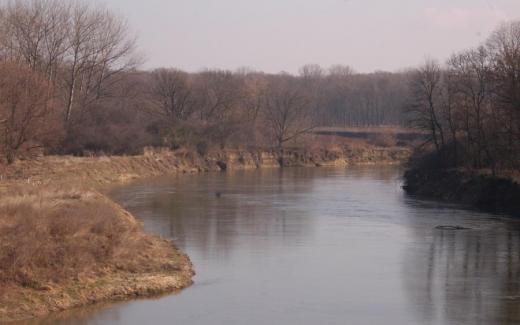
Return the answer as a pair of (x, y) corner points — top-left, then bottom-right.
(0, 186), (193, 322)
(0, 149), (226, 190)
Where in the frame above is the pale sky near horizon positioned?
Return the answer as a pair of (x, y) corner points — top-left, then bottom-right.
(103, 0), (520, 74)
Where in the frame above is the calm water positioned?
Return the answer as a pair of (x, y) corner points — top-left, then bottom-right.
(25, 166), (520, 325)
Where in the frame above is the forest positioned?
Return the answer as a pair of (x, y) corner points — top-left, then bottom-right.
(0, 0), (410, 164)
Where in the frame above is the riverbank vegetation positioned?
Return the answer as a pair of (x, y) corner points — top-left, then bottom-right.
(404, 21), (520, 211)
(0, 187), (193, 322)
(408, 21), (520, 173)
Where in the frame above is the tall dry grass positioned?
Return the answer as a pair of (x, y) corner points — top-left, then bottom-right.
(0, 187), (182, 291)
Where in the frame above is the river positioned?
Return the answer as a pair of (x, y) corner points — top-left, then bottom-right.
(25, 166), (520, 324)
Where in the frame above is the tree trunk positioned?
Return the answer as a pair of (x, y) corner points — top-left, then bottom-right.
(5, 148), (15, 165)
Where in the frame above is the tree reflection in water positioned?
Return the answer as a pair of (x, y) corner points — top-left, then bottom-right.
(404, 201), (520, 325)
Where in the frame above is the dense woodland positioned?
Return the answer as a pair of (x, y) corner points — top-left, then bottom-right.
(0, 0), (410, 164)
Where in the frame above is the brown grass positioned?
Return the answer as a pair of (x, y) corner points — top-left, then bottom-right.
(0, 149), (224, 190)
(0, 186), (193, 322)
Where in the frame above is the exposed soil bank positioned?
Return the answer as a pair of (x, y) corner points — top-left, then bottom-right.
(0, 147), (411, 188)
(403, 168), (520, 217)
(0, 147), (409, 322)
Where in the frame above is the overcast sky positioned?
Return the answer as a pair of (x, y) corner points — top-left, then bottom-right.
(104, 0), (520, 74)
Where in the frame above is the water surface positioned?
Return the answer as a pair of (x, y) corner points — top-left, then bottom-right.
(27, 166), (520, 324)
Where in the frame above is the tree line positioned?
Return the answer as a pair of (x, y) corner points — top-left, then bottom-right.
(0, 0), (415, 164)
(409, 21), (520, 173)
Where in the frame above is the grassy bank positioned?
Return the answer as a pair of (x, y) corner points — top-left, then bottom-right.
(0, 146), (409, 322)
(0, 187), (193, 322)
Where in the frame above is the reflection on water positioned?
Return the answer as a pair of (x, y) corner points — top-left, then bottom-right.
(20, 166), (520, 325)
(404, 209), (520, 324)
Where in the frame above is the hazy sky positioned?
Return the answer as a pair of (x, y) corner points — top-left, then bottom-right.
(104, 0), (520, 74)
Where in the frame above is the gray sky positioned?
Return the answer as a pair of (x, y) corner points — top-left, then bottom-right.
(104, 0), (520, 73)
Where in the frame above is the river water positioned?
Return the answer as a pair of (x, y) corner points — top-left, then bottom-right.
(26, 166), (520, 325)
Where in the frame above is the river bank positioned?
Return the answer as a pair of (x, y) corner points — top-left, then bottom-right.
(0, 146), (410, 322)
(0, 147), (410, 189)
(0, 187), (194, 322)
(403, 168), (520, 217)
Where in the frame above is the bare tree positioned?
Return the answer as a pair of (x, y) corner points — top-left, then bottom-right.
(299, 64), (327, 126)
(261, 76), (314, 148)
(299, 64), (324, 81)
(0, 62), (55, 164)
(62, 1), (139, 125)
(328, 64), (355, 78)
(193, 70), (240, 123)
(487, 21), (520, 167)
(235, 72), (268, 145)
(409, 59), (445, 151)
(0, 0), (140, 128)
(150, 68), (193, 122)
(0, 0), (71, 81)
(439, 69), (461, 165)
(447, 47), (495, 169)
